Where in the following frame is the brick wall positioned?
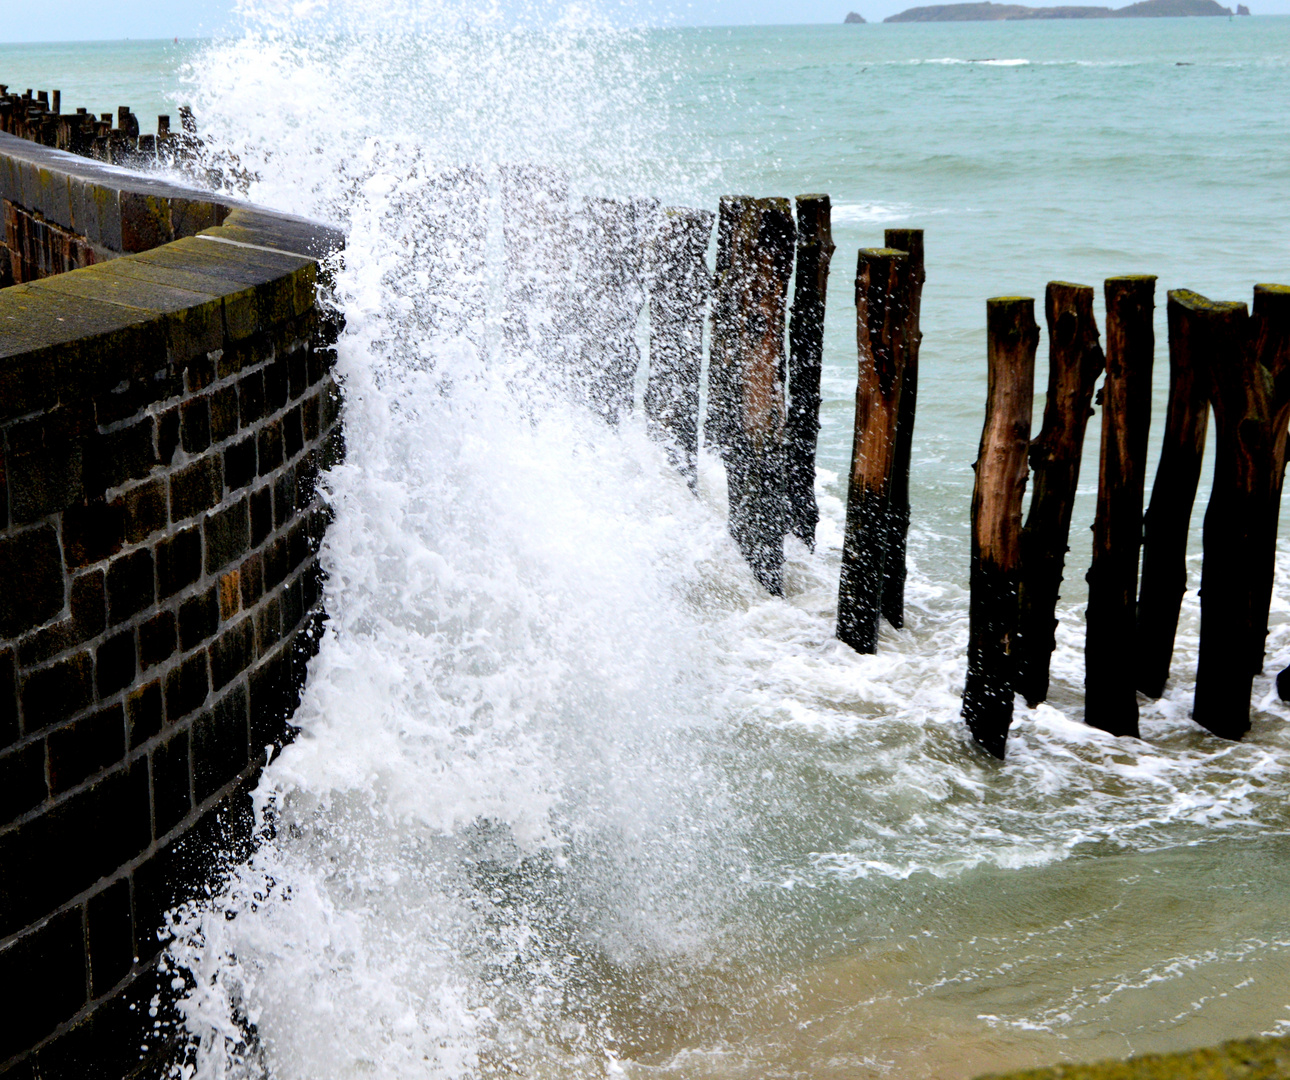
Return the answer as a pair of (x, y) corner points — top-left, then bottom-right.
(0, 133), (343, 1077)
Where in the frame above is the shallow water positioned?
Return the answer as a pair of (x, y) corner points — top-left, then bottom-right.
(11, 11), (1290, 1079)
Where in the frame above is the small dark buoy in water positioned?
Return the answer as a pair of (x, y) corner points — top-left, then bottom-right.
(1176, 61), (1193, 65)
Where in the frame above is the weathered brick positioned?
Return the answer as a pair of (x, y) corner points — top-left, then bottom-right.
(180, 395), (211, 454)
(250, 486), (272, 546)
(223, 435), (257, 491)
(283, 404), (304, 460)
(294, 453), (318, 512)
(210, 384), (239, 444)
(138, 610), (176, 671)
(89, 417), (156, 492)
(273, 471), (297, 531)
(95, 630), (137, 698)
(185, 354), (215, 393)
(302, 390), (321, 442)
(239, 552), (264, 608)
(302, 558), (323, 613)
(210, 617), (253, 692)
(264, 536), (288, 591)
(249, 648), (290, 749)
(178, 586), (219, 651)
(164, 651), (208, 722)
(70, 571), (107, 642)
(238, 370), (265, 426)
(0, 439), (7, 532)
(287, 517), (311, 570)
(21, 652), (93, 735)
(321, 426), (345, 472)
(7, 408), (85, 523)
(0, 524), (65, 637)
(152, 727), (191, 836)
(106, 549), (154, 625)
(86, 878), (133, 997)
(1, 648), (18, 746)
(192, 685), (248, 803)
(170, 454), (222, 520)
(283, 575), (305, 635)
(61, 499), (125, 570)
(0, 761), (150, 940)
(127, 680), (163, 748)
(0, 739), (47, 822)
(287, 350), (308, 400)
(48, 704), (125, 794)
(205, 498), (250, 575)
(254, 595), (282, 658)
(156, 407), (180, 465)
(0, 908), (86, 1061)
(156, 525), (201, 599)
(257, 419), (284, 476)
(218, 570), (241, 621)
(120, 477), (167, 544)
(320, 375), (342, 429)
(264, 357), (289, 412)
(215, 346), (243, 382)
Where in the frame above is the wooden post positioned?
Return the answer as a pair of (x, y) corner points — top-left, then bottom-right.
(644, 206), (714, 488)
(1192, 300), (1258, 737)
(1247, 285), (1290, 684)
(881, 227), (925, 627)
(573, 197), (656, 424)
(837, 248), (912, 653)
(500, 165), (573, 356)
(1085, 276), (1155, 738)
(1135, 290), (1224, 699)
(707, 197), (796, 594)
(963, 297), (1038, 758)
(785, 194), (835, 549)
(1014, 282), (1104, 707)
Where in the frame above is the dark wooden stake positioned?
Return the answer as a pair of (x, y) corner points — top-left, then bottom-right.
(1085, 275), (1156, 739)
(786, 194), (835, 550)
(644, 206), (715, 488)
(1014, 282), (1104, 707)
(1135, 290), (1225, 699)
(1194, 285), (1290, 732)
(963, 297), (1038, 758)
(707, 196), (796, 594)
(837, 248), (912, 653)
(880, 228), (925, 629)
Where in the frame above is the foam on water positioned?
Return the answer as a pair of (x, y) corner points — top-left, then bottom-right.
(158, 7), (1290, 1079)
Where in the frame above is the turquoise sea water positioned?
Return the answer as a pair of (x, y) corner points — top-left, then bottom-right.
(9, 16), (1290, 1079)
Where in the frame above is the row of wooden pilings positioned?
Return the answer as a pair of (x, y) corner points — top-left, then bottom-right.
(696, 195), (925, 640)
(0, 84), (198, 165)
(964, 280), (1290, 759)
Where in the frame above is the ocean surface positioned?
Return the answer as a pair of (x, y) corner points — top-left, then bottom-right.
(7, 10), (1290, 1078)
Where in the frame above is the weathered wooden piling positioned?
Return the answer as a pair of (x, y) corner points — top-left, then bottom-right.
(500, 165), (573, 356)
(963, 297), (1038, 758)
(785, 194), (835, 549)
(708, 196), (796, 594)
(644, 206), (714, 487)
(573, 197), (657, 424)
(1013, 282), (1104, 707)
(837, 248), (913, 653)
(1084, 275), (1155, 738)
(1194, 284), (1290, 735)
(881, 227), (925, 628)
(1135, 290), (1225, 699)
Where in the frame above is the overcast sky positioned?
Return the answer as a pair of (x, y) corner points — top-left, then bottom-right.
(2, 0), (1286, 43)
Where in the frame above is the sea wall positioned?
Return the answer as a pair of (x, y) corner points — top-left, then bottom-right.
(979, 1034), (1290, 1080)
(0, 130), (343, 1077)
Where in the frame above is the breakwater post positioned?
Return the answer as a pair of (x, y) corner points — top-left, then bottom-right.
(644, 206), (715, 487)
(1084, 275), (1155, 738)
(785, 194), (835, 549)
(1135, 290), (1224, 699)
(881, 226), (925, 628)
(837, 247), (913, 653)
(708, 196), (796, 595)
(1193, 285), (1290, 739)
(962, 297), (1038, 758)
(1014, 282), (1104, 707)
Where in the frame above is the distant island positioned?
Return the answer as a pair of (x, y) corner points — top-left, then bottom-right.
(845, 10), (868, 20)
(871, 0), (1244, 19)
